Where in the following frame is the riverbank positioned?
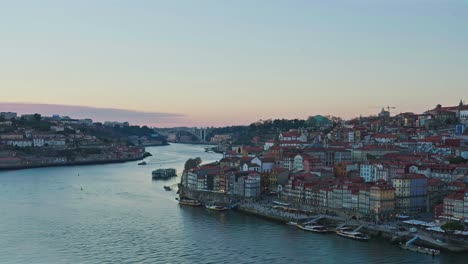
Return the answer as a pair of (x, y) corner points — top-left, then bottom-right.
(179, 187), (468, 253)
(0, 156), (147, 171)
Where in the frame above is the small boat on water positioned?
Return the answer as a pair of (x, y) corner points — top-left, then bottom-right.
(399, 243), (440, 256)
(178, 198), (202, 206)
(163, 186), (172, 191)
(336, 229), (369, 241)
(205, 204), (229, 211)
(298, 224), (330, 233)
(138, 161), (147, 165)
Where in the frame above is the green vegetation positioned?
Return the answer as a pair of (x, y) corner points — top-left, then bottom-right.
(441, 222), (464, 232)
(184, 157), (202, 171)
(79, 124), (167, 144)
(207, 119), (307, 145)
(449, 156), (467, 164)
(306, 115), (332, 127)
(11, 114), (51, 131)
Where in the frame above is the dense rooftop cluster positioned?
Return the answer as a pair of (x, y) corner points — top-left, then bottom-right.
(183, 101), (468, 222)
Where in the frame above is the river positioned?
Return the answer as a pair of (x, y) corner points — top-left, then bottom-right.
(0, 143), (464, 263)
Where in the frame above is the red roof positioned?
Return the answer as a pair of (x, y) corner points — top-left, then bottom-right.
(372, 134), (398, 139)
(280, 131), (301, 137)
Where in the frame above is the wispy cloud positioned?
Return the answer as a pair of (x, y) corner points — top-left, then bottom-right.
(0, 102), (188, 127)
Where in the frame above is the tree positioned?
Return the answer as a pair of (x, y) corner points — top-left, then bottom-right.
(449, 156), (467, 164)
(306, 116), (317, 127)
(441, 222), (464, 232)
(184, 157), (202, 171)
(33, 113), (42, 122)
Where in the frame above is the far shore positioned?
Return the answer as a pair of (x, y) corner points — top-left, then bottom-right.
(0, 156), (147, 171)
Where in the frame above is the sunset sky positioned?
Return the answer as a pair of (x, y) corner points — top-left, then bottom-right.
(1, 1), (467, 127)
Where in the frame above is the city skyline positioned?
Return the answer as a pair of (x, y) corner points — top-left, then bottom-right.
(1, 1), (467, 126)
(0, 100), (465, 128)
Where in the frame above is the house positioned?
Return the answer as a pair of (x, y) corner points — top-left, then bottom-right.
(372, 134), (398, 144)
(425, 104), (457, 123)
(268, 168), (289, 194)
(369, 181), (395, 218)
(259, 157), (275, 172)
(6, 140), (33, 148)
(442, 189), (467, 220)
(392, 174), (428, 213)
(279, 130), (307, 147)
(264, 140), (275, 151)
(229, 172), (261, 197)
(0, 133), (23, 140)
(33, 138), (45, 147)
(351, 145), (400, 162)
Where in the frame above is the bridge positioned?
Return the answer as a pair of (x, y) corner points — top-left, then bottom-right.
(154, 127), (211, 143)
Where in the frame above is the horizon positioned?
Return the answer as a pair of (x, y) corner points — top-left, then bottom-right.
(1, 1), (467, 126)
(0, 100), (464, 128)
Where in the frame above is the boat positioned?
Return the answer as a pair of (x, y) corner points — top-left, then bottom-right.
(163, 186), (172, 191)
(399, 243), (440, 256)
(152, 168), (177, 179)
(298, 224), (330, 233)
(287, 221), (300, 227)
(272, 201), (290, 206)
(336, 229), (369, 241)
(399, 235), (440, 256)
(205, 204), (229, 211)
(178, 198), (202, 206)
(138, 161), (147, 165)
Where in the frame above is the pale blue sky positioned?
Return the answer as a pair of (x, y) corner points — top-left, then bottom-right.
(0, 1), (467, 126)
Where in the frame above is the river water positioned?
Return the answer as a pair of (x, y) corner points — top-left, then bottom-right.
(0, 144), (464, 263)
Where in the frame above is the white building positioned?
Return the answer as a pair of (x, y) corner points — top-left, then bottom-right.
(244, 174), (261, 197)
(293, 154), (304, 171)
(7, 140), (33, 148)
(360, 164), (374, 182)
(51, 125), (65, 132)
(187, 171), (198, 189)
(33, 138), (45, 147)
(264, 140), (275, 151)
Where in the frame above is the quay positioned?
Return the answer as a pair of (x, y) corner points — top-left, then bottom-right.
(179, 187), (468, 253)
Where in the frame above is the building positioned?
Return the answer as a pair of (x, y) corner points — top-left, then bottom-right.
(369, 182), (395, 219)
(392, 174), (428, 213)
(0, 133), (23, 140)
(229, 172), (261, 197)
(0, 112), (17, 120)
(6, 140), (33, 148)
(33, 138), (45, 147)
(442, 189), (468, 220)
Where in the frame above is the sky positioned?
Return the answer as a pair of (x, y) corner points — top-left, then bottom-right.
(0, 1), (467, 127)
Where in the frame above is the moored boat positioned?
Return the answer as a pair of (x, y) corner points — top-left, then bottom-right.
(336, 230), (369, 241)
(287, 221), (300, 227)
(399, 243), (440, 256)
(205, 204), (228, 211)
(273, 201), (290, 206)
(138, 161), (147, 165)
(298, 224), (330, 233)
(163, 186), (172, 191)
(178, 199), (202, 206)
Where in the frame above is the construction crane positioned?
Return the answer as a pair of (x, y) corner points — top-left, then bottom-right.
(369, 105), (397, 115)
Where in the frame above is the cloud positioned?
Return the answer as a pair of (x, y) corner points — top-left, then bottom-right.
(0, 102), (188, 127)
